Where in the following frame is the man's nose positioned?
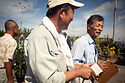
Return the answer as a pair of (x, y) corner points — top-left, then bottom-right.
(99, 26), (103, 31)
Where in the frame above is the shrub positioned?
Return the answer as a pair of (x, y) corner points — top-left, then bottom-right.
(95, 36), (120, 60)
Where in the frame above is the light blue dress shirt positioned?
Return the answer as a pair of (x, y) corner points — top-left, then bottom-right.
(71, 33), (98, 64)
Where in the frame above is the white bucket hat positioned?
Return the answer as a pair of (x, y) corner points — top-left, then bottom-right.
(48, 0), (84, 9)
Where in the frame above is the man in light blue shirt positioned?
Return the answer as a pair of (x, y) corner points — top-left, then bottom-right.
(71, 14), (105, 83)
(72, 33), (98, 64)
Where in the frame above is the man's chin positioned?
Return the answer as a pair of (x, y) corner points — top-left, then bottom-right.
(96, 33), (101, 37)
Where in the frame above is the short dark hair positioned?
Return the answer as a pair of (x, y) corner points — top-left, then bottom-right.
(87, 14), (104, 25)
(63, 32), (67, 36)
(46, 3), (73, 18)
(5, 20), (17, 31)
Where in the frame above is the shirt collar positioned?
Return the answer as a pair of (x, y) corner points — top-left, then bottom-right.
(42, 16), (59, 34)
(4, 33), (13, 38)
(86, 33), (96, 45)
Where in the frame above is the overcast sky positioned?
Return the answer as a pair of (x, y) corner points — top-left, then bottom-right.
(0, 0), (125, 41)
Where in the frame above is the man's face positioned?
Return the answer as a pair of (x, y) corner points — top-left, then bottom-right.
(88, 20), (103, 39)
(60, 7), (74, 30)
(14, 25), (19, 36)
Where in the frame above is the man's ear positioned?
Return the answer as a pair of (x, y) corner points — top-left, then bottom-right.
(87, 24), (91, 30)
(13, 26), (18, 33)
(58, 8), (65, 19)
(11, 27), (15, 32)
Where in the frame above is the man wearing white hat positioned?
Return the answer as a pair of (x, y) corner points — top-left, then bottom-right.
(24, 0), (96, 83)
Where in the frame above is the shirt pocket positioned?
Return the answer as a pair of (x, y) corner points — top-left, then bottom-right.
(50, 50), (59, 57)
(50, 50), (67, 71)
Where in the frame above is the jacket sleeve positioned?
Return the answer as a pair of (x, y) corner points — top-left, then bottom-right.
(27, 37), (66, 83)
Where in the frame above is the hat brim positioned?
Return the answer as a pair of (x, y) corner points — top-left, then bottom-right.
(68, 1), (84, 8)
(48, 0), (84, 9)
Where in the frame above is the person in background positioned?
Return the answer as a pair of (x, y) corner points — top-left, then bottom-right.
(71, 14), (106, 83)
(63, 32), (72, 50)
(0, 20), (19, 83)
(24, 0), (97, 83)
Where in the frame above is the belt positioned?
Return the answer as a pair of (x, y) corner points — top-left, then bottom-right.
(0, 67), (5, 69)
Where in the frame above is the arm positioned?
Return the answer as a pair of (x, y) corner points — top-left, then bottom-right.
(65, 63), (95, 82)
(4, 62), (14, 83)
(4, 41), (17, 83)
(71, 40), (86, 64)
(99, 64), (107, 71)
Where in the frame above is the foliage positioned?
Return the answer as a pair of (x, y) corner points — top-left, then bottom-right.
(14, 28), (32, 82)
(14, 43), (26, 80)
(70, 36), (80, 45)
(19, 28), (32, 38)
(95, 38), (102, 55)
(110, 42), (120, 55)
(0, 30), (5, 37)
(95, 35), (120, 59)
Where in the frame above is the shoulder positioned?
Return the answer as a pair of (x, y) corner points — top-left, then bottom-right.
(74, 34), (88, 46)
(28, 25), (52, 40)
(0, 34), (16, 45)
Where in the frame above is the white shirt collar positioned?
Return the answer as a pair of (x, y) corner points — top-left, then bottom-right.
(86, 33), (95, 45)
(4, 33), (13, 38)
(42, 16), (59, 34)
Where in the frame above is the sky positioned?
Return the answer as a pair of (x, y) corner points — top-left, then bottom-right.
(0, 0), (125, 41)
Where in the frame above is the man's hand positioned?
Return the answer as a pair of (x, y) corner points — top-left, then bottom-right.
(80, 67), (92, 79)
(79, 63), (96, 79)
(99, 64), (107, 71)
(82, 62), (95, 68)
(64, 63), (96, 82)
